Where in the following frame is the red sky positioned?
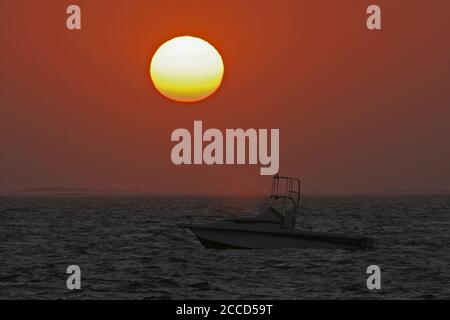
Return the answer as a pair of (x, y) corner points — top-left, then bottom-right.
(0, 0), (449, 194)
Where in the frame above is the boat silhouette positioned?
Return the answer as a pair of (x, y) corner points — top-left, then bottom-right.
(180, 175), (373, 249)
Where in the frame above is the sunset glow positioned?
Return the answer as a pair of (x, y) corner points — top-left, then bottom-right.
(150, 36), (224, 103)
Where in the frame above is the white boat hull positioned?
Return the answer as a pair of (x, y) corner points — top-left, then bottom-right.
(180, 223), (372, 250)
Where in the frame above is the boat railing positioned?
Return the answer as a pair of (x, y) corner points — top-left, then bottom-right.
(271, 175), (301, 207)
(262, 175), (301, 217)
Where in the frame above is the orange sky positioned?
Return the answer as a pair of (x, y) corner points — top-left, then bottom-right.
(0, 0), (449, 194)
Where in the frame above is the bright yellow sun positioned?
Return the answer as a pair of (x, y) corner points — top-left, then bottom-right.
(150, 36), (224, 103)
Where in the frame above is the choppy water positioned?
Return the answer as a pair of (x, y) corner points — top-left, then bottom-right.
(0, 195), (449, 299)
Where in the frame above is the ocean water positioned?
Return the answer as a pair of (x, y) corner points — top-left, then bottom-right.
(0, 194), (449, 300)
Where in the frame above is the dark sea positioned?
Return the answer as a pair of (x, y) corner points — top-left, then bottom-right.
(0, 194), (449, 299)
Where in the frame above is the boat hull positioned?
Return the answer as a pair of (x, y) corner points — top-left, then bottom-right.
(180, 224), (373, 250)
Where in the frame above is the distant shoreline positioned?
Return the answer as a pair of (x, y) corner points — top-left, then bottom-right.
(0, 187), (449, 197)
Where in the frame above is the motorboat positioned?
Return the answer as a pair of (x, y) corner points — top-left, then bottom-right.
(179, 175), (373, 249)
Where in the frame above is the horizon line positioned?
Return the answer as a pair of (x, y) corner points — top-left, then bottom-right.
(1, 187), (450, 197)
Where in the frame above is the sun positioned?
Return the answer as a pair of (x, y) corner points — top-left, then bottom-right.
(150, 36), (224, 103)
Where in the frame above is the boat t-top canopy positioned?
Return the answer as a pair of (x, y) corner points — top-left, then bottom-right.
(260, 175), (301, 227)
